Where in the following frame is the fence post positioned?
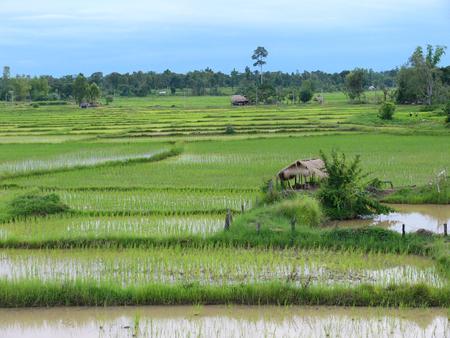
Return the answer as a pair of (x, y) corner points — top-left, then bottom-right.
(224, 209), (232, 231)
(256, 222), (261, 234)
(402, 224), (405, 237)
(291, 218), (296, 232)
(444, 223), (448, 237)
(241, 202), (245, 214)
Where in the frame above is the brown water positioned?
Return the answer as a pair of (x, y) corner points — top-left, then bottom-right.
(329, 204), (450, 234)
(0, 306), (447, 338)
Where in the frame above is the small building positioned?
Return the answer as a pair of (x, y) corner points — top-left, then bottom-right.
(79, 102), (89, 109)
(231, 95), (249, 106)
(368, 85), (376, 91)
(277, 158), (327, 190)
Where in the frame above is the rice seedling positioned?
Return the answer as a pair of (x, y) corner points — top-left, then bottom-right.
(0, 247), (444, 288)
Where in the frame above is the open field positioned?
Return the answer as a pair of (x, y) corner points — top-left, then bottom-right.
(0, 94), (448, 309)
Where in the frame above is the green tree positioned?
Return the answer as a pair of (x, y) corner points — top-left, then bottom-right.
(299, 80), (314, 103)
(73, 74), (89, 104)
(318, 151), (389, 220)
(87, 83), (101, 103)
(344, 69), (366, 102)
(252, 46), (268, 84)
(11, 77), (31, 101)
(409, 45), (447, 105)
(30, 77), (49, 101)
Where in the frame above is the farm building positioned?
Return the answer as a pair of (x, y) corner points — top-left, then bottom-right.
(231, 95), (249, 106)
(277, 158), (327, 190)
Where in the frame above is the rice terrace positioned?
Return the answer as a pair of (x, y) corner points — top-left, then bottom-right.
(0, 1), (450, 337)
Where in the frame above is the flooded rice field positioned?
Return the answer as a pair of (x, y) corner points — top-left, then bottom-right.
(0, 305), (447, 338)
(0, 248), (443, 287)
(329, 204), (450, 234)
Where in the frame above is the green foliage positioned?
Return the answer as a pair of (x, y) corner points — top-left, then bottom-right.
(299, 80), (314, 103)
(378, 102), (396, 120)
(224, 125), (236, 134)
(275, 196), (322, 227)
(105, 95), (114, 105)
(87, 83), (101, 103)
(344, 69), (366, 102)
(318, 150), (390, 219)
(73, 74), (89, 104)
(8, 192), (69, 218)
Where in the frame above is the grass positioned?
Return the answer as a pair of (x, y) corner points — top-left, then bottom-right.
(383, 180), (450, 204)
(0, 280), (447, 307)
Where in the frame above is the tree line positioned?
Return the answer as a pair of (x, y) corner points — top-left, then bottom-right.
(0, 45), (448, 105)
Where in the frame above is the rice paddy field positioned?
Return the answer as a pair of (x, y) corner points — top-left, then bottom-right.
(0, 94), (449, 335)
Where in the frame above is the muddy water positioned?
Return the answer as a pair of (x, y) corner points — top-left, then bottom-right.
(0, 306), (447, 338)
(329, 204), (450, 234)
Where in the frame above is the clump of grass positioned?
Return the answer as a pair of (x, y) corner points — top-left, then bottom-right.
(8, 192), (69, 218)
(275, 196), (322, 227)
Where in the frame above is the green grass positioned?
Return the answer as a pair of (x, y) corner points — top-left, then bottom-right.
(0, 280), (447, 307)
(383, 180), (450, 204)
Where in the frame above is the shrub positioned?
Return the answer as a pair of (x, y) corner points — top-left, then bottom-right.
(8, 193), (69, 218)
(318, 150), (390, 220)
(443, 102), (450, 124)
(32, 103), (39, 108)
(105, 95), (114, 105)
(378, 102), (396, 120)
(225, 125), (236, 135)
(299, 88), (313, 103)
(275, 196), (322, 227)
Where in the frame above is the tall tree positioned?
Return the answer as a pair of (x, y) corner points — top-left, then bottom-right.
(409, 45), (446, 105)
(87, 83), (101, 103)
(252, 46), (268, 84)
(344, 69), (366, 102)
(73, 74), (89, 104)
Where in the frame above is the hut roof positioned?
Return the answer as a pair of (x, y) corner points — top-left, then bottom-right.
(277, 158), (327, 181)
(231, 95), (248, 103)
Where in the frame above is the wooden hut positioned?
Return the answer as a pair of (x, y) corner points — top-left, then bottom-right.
(231, 95), (249, 106)
(277, 158), (327, 190)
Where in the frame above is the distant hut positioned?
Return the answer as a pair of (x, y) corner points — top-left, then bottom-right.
(277, 158), (327, 190)
(231, 95), (249, 106)
(79, 102), (89, 109)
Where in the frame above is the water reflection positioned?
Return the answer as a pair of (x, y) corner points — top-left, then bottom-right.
(329, 204), (450, 234)
(0, 306), (447, 338)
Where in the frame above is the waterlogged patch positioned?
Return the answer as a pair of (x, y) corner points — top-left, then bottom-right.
(0, 306), (447, 338)
(0, 248), (443, 288)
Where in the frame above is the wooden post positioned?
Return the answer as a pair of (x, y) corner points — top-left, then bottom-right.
(241, 202), (245, 214)
(224, 209), (232, 231)
(291, 218), (296, 232)
(256, 222), (261, 234)
(402, 224), (405, 237)
(444, 223), (448, 237)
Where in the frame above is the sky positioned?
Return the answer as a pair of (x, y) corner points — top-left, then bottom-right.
(0, 0), (449, 76)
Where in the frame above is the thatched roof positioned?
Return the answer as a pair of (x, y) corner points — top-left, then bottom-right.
(277, 158), (327, 181)
(231, 95), (248, 104)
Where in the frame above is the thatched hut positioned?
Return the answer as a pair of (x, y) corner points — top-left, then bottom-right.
(231, 95), (249, 106)
(277, 158), (327, 190)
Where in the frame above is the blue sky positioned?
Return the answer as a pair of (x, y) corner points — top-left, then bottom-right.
(1, 0), (449, 76)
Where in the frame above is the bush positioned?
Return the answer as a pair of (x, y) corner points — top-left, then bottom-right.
(299, 88), (313, 103)
(443, 102), (450, 124)
(105, 95), (114, 105)
(318, 150), (390, 220)
(32, 103), (39, 108)
(378, 102), (396, 120)
(225, 125), (236, 134)
(275, 196), (322, 227)
(8, 193), (69, 218)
